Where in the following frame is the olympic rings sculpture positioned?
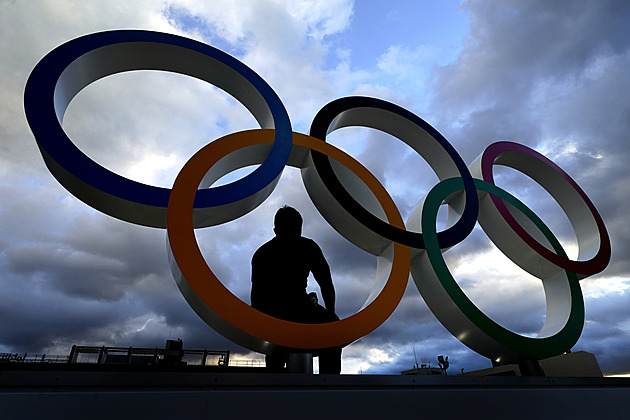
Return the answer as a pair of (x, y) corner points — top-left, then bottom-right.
(25, 30), (610, 363)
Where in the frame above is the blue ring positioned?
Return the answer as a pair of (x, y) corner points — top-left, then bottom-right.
(25, 30), (291, 227)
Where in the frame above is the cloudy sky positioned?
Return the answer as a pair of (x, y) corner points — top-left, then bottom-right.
(1, 0), (629, 375)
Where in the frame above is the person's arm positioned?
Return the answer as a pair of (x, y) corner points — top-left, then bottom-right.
(319, 275), (336, 315)
(311, 243), (337, 317)
(250, 248), (269, 311)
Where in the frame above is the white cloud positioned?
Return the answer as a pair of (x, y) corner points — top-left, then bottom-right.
(582, 277), (630, 299)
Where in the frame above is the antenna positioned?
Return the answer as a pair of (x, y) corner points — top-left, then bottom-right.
(413, 346), (419, 369)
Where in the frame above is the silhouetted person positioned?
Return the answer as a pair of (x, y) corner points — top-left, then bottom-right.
(251, 206), (341, 373)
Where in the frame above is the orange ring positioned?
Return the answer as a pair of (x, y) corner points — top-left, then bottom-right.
(167, 129), (410, 351)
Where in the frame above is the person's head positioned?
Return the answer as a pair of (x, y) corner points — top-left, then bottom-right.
(273, 206), (302, 237)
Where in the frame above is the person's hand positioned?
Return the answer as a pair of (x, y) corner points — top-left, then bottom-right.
(327, 309), (339, 322)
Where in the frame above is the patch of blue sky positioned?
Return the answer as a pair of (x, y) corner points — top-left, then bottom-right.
(18, 177), (46, 188)
(163, 5), (248, 58)
(325, 126), (373, 157)
(318, 1), (468, 118)
(214, 115), (230, 131)
(325, 0), (468, 71)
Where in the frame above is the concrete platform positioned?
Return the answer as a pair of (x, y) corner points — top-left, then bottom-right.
(1, 368), (629, 419)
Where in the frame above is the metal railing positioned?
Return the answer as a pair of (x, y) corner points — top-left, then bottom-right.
(0, 353), (69, 364)
(227, 358), (266, 368)
(68, 345), (230, 367)
(1, 348), (266, 368)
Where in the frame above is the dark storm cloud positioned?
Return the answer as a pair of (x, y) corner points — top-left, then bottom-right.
(427, 0), (630, 284)
(576, 289), (630, 374)
(4, 213), (167, 300)
(431, 0), (630, 160)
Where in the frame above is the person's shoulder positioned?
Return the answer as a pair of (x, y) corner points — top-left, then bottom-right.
(252, 237), (276, 259)
(300, 236), (323, 251)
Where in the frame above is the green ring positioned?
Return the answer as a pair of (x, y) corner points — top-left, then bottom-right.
(418, 177), (583, 360)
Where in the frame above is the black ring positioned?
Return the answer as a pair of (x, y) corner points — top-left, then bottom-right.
(309, 96), (478, 249)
